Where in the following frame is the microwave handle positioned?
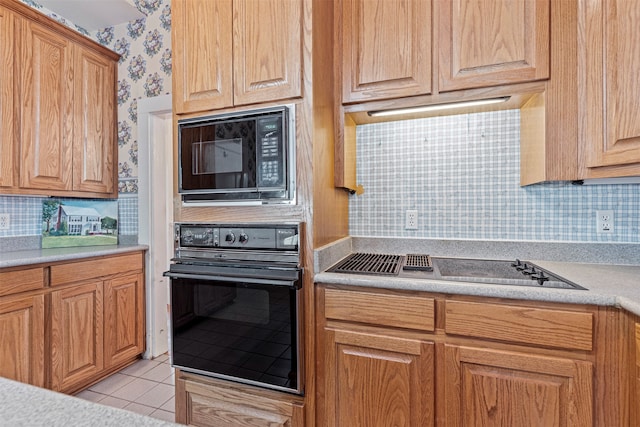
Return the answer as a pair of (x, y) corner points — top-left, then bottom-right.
(163, 271), (301, 289)
(192, 142), (199, 175)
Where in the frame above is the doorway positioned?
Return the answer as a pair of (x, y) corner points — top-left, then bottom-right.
(137, 94), (172, 358)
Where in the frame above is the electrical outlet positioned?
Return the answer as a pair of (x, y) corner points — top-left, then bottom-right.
(0, 213), (9, 230)
(596, 210), (614, 234)
(405, 209), (418, 230)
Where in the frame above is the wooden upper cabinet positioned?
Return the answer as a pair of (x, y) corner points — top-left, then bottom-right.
(0, 0), (118, 198)
(73, 44), (116, 195)
(19, 18), (74, 192)
(172, 0), (233, 113)
(339, 0), (432, 103)
(581, 0), (640, 176)
(437, 0), (550, 92)
(172, 0), (302, 115)
(232, 0), (302, 106)
(0, 6), (14, 189)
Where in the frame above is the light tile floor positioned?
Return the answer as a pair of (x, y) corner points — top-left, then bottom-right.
(75, 354), (177, 424)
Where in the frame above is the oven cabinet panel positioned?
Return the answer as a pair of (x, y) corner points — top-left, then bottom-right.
(50, 281), (105, 393)
(104, 272), (145, 369)
(172, 0), (302, 115)
(0, 293), (46, 387)
(175, 371), (305, 427)
(443, 345), (593, 426)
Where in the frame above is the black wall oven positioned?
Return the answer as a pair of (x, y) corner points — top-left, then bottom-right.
(164, 223), (303, 395)
(177, 104), (296, 205)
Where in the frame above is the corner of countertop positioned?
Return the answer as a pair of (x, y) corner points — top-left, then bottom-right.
(314, 236), (352, 273)
(0, 243), (148, 269)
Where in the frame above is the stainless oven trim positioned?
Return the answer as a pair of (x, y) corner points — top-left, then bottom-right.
(177, 103), (296, 205)
(167, 269), (304, 395)
(164, 271), (301, 288)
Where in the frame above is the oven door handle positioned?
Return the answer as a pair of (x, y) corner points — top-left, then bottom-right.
(163, 271), (301, 289)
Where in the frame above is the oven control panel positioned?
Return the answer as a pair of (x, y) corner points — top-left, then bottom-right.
(175, 223), (299, 251)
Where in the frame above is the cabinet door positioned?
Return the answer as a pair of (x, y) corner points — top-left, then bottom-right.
(51, 281), (104, 393)
(172, 0), (233, 114)
(323, 328), (434, 427)
(443, 345), (593, 426)
(72, 44), (116, 195)
(0, 6), (15, 189)
(19, 18), (73, 191)
(0, 294), (45, 387)
(438, 0), (550, 91)
(104, 273), (144, 368)
(232, 0), (302, 106)
(340, 0), (432, 103)
(582, 0), (640, 172)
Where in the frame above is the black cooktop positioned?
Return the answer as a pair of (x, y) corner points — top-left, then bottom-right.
(328, 253), (586, 290)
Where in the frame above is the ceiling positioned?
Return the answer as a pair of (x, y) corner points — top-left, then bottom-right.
(38, 0), (146, 32)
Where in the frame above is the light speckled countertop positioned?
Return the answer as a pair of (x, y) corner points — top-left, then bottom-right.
(0, 377), (178, 426)
(0, 244), (148, 269)
(315, 237), (640, 316)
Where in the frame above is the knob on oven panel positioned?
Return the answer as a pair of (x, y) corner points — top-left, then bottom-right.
(219, 228), (276, 249)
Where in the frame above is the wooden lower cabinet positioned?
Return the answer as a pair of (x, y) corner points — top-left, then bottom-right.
(317, 284), (614, 426)
(104, 272), (145, 368)
(51, 281), (104, 393)
(0, 251), (145, 393)
(324, 328), (434, 427)
(175, 371), (305, 427)
(442, 345), (593, 426)
(0, 293), (46, 387)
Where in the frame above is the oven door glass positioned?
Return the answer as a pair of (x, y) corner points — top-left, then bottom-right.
(169, 275), (301, 395)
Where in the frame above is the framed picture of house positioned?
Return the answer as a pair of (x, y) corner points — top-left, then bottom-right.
(42, 199), (118, 248)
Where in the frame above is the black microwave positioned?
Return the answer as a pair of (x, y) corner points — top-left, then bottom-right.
(177, 104), (296, 204)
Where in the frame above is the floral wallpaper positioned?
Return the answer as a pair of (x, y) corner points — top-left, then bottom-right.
(19, 0), (173, 196)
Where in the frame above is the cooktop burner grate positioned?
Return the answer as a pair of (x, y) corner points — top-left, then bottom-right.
(329, 253), (403, 276)
(403, 254), (433, 271)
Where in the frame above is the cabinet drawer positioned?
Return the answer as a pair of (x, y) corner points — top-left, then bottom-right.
(50, 252), (143, 286)
(324, 288), (435, 331)
(445, 300), (593, 351)
(0, 267), (45, 296)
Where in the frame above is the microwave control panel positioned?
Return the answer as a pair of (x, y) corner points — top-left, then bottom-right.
(256, 116), (284, 188)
